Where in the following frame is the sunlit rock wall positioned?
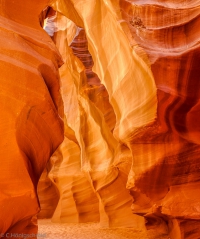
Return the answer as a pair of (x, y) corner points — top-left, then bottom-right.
(70, 28), (116, 132)
(0, 0), (64, 237)
(37, 0), (200, 238)
(38, 10), (144, 228)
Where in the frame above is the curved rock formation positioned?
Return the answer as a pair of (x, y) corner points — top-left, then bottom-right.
(45, 0), (155, 228)
(39, 11), (143, 228)
(0, 1), (64, 237)
(42, 0), (200, 238)
(70, 28), (116, 131)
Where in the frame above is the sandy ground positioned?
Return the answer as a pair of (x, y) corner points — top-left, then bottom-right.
(38, 219), (170, 239)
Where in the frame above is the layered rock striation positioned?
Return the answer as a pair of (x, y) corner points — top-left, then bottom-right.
(119, 1), (200, 238)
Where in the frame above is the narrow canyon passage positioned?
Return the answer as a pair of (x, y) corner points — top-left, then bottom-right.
(38, 220), (169, 239)
(1, 1), (200, 239)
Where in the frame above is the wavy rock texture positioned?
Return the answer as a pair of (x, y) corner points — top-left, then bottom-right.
(44, 0), (155, 229)
(3, 0), (198, 238)
(0, 1), (64, 237)
(36, 0), (200, 238)
(119, 1), (200, 238)
(38, 11), (144, 228)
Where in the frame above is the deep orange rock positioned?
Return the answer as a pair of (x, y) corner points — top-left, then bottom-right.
(0, 0), (64, 237)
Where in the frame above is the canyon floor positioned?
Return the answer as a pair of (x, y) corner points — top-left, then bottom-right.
(38, 219), (169, 239)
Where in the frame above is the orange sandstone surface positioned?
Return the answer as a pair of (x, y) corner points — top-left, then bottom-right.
(0, 0), (64, 238)
(1, 1), (200, 239)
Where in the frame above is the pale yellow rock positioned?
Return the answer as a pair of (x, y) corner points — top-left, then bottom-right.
(50, 0), (157, 142)
(41, 11), (145, 228)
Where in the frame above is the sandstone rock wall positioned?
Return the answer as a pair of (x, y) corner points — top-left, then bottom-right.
(0, 0), (64, 237)
(1, 0), (200, 238)
(120, 1), (200, 238)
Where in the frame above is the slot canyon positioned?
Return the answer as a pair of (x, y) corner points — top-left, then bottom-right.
(0, 0), (200, 238)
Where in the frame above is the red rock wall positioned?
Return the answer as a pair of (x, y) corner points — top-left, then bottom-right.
(120, 1), (200, 238)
